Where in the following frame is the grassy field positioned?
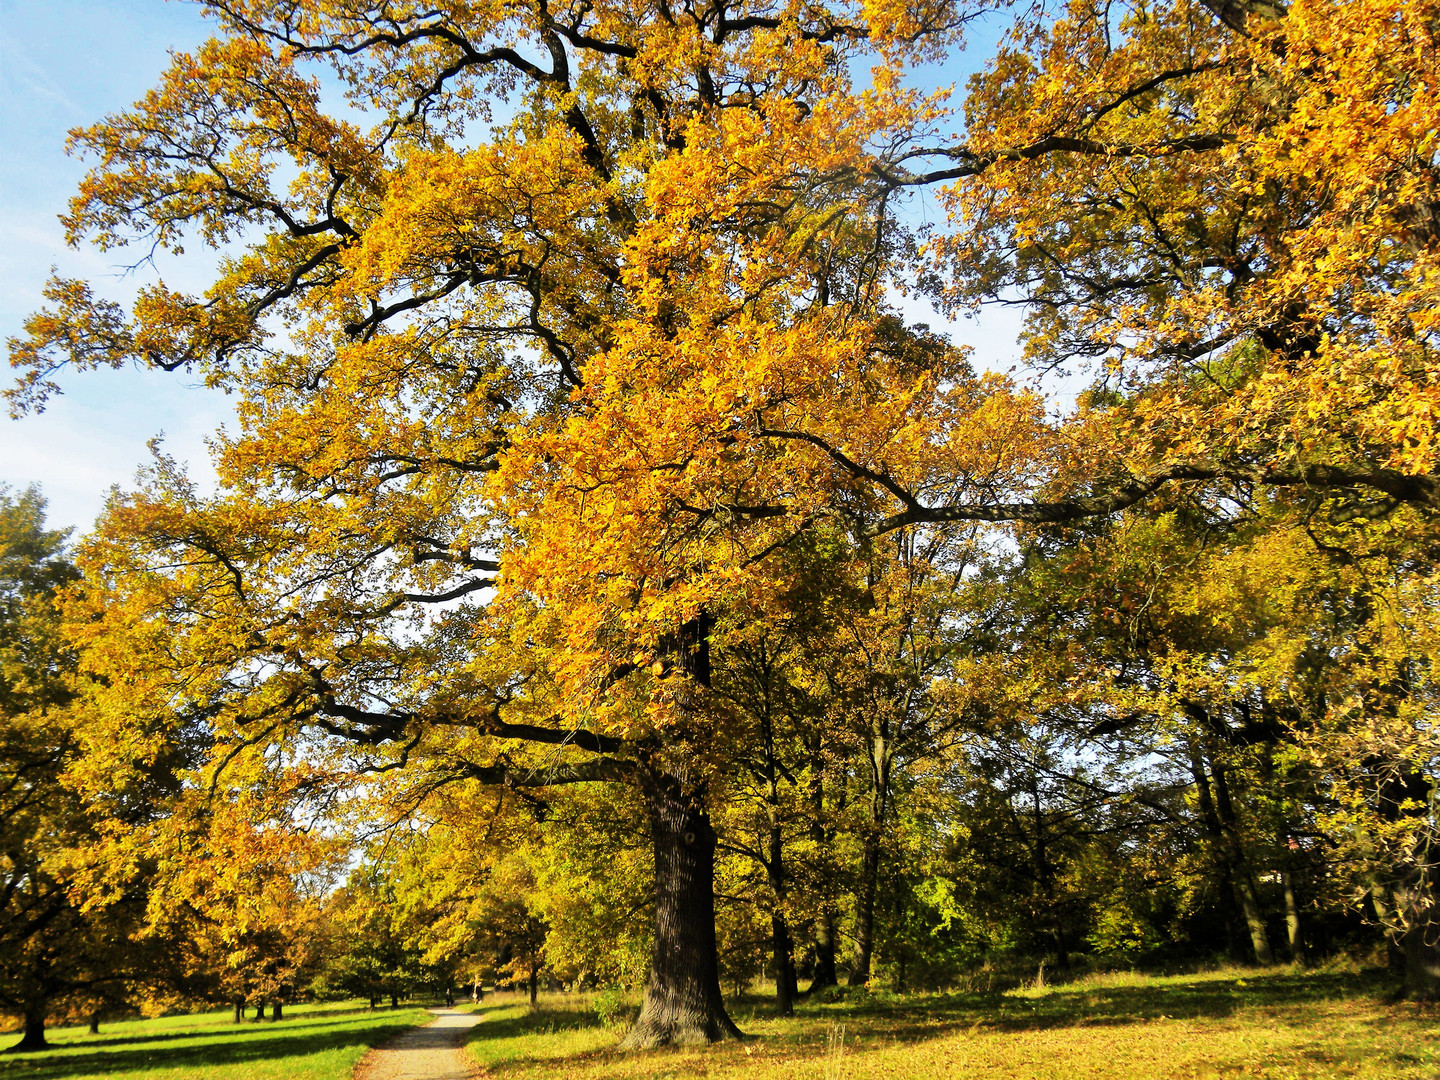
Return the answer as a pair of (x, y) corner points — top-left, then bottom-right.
(465, 967), (1439, 1080)
(0, 1000), (433, 1080)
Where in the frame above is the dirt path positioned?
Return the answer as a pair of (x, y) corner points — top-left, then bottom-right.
(353, 1007), (483, 1080)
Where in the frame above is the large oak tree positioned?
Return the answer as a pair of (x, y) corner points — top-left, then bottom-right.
(9, 0), (1438, 1039)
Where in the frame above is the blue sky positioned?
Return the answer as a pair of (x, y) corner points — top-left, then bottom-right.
(1, 0), (223, 533)
(1, 1), (1029, 535)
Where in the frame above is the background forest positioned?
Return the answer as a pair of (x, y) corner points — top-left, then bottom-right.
(2, 0), (1438, 1058)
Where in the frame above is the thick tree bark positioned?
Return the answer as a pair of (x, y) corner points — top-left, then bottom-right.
(11, 1002), (47, 1052)
(1399, 915), (1440, 999)
(621, 771), (743, 1048)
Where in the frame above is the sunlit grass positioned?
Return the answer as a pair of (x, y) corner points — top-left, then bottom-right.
(0, 1000), (433, 1080)
(463, 967), (1440, 1080)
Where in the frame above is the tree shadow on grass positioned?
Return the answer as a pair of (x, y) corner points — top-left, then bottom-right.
(457, 969), (1407, 1077)
(801, 968), (1396, 1041)
(471, 1006), (608, 1041)
(0, 1016), (422, 1079)
(16, 1011), (413, 1055)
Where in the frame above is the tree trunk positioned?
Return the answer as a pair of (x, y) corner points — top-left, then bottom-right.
(390, 993), (398, 1009)
(1282, 870), (1306, 965)
(757, 680), (796, 1017)
(234, 998), (244, 1023)
(1189, 742), (1273, 965)
(804, 731), (839, 996)
(810, 911), (839, 993)
(620, 771), (742, 1048)
(1400, 919), (1440, 999)
(255, 1003), (266, 1021)
(849, 715), (892, 988)
(1211, 760), (1275, 965)
(11, 1001), (47, 1052)
(89, 1011), (100, 1035)
(528, 964), (538, 1005)
(848, 827), (881, 987)
(771, 912), (797, 1016)
(271, 1000), (283, 1021)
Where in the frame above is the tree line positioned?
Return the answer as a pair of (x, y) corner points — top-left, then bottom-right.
(4, 0), (1438, 1051)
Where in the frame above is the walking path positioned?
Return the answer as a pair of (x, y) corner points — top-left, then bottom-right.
(354, 1007), (483, 1080)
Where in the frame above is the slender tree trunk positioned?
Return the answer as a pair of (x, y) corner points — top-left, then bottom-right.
(528, 964), (538, 1005)
(1282, 870), (1306, 965)
(849, 728), (891, 987)
(805, 732), (839, 996)
(390, 994), (398, 1009)
(757, 676), (797, 1016)
(11, 1001), (47, 1051)
(621, 770), (743, 1048)
(1212, 761), (1275, 965)
(849, 827), (881, 987)
(1190, 742), (1273, 965)
(234, 998), (244, 1023)
(771, 912), (797, 1016)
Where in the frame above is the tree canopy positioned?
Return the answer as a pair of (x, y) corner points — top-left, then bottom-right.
(5, 0), (1438, 1043)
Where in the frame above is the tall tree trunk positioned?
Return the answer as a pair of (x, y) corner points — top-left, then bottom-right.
(771, 912), (798, 1015)
(849, 728), (891, 987)
(271, 1000), (283, 1021)
(528, 964), (538, 1005)
(234, 998), (244, 1023)
(757, 671), (797, 1016)
(1211, 760), (1275, 965)
(390, 993), (398, 1008)
(805, 731), (839, 995)
(849, 826), (881, 986)
(1189, 741), (1273, 965)
(254, 1003), (266, 1021)
(12, 1001), (47, 1051)
(622, 770), (743, 1048)
(810, 911), (839, 994)
(1282, 870), (1306, 965)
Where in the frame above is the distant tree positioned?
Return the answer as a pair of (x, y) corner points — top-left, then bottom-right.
(0, 488), (150, 1050)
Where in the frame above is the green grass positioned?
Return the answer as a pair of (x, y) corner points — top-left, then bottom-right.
(463, 967), (1440, 1080)
(0, 1000), (434, 1080)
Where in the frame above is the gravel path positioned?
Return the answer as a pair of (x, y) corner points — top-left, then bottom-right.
(353, 1007), (483, 1080)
